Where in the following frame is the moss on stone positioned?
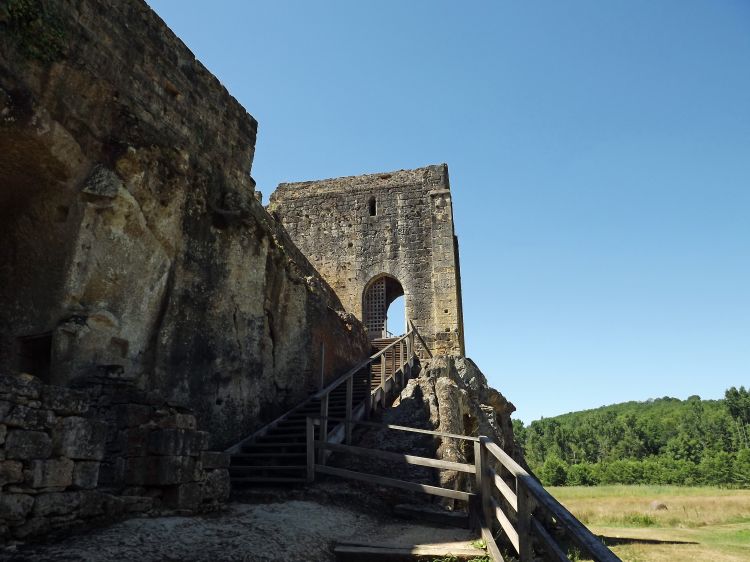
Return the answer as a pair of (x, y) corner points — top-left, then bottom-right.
(5, 0), (66, 63)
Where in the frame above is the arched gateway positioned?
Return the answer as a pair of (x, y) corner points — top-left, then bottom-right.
(362, 274), (404, 339)
(268, 164), (465, 355)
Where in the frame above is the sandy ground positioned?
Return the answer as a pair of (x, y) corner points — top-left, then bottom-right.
(3, 489), (479, 562)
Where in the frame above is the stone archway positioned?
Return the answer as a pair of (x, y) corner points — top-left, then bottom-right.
(362, 274), (404, 340)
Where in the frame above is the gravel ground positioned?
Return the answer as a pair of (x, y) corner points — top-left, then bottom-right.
(3, 492), (477, 562)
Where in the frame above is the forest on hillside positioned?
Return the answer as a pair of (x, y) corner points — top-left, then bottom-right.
(513, 386), (750, 487)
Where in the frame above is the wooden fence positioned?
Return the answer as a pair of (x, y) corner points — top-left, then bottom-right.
(307, 415), (620, 562)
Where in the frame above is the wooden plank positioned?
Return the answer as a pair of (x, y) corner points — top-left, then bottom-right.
(333, 543), (486, 559)
(476, 439), (493, 533)
(488, 467), (518, 511)
(315, 464), (474, 502)
(530, 517), (570, 562)
(491, 496), (519, 554)
(316, 416), (480, 442)
(517, 479), (533, 560)
(483, 440), (617, 560)
(481, 525), (505, 562)
(306, 416), (315, 483)
(317, 441), (476, 473)
(345, 376), (353, 444)
(318, 393), (329, 465)
(365, 366), (372, 419)
(380, 354), (387, 407)
(484, 441), (526, 477)
(312, 332), (410, 401)
(519, 474), (619, 562)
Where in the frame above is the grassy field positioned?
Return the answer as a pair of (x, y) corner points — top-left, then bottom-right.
(549, 485), (750, 561)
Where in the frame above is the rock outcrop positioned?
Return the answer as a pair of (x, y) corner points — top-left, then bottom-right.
(333, 355), (522, 510)
(398, 355), (522, 502)
(0, 0), (370, 451)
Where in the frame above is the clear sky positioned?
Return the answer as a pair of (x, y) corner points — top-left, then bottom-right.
(147, 1), (749, 423)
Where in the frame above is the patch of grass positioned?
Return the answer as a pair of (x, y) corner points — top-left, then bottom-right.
(608, 512), (657, 527)
(470, 538), (486, 549)
(549, 485), (750, 561)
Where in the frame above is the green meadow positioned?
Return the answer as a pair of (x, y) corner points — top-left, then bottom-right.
(551, 485), (750, 561)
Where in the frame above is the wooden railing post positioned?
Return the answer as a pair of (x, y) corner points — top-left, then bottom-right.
(517, 477), (533, 561)
(380, 354), (387, 408)
(306, 416), (315, 482)
(318, 393), (329, 465)
(478, 437), (493, 532)
(365, 364), (372, 419)
(319, 342), (325, 390)
(345, 375), (353, 444)
(391, 346), (396, 382)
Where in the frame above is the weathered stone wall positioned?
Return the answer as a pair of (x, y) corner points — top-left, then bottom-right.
(0, 0), (370, 449)
(0, 372), (230, 544)
(268, 165), (465, 356)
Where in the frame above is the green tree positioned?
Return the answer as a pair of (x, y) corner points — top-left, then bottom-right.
(725, 386), (750, 425)
(735, 449), (750, 487)
(567, 463), (598, 486)
(539, 455), (568, 486)
(698, 451), (734, 485)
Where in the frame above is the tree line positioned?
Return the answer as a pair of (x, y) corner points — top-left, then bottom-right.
(513, 386), (750, 487)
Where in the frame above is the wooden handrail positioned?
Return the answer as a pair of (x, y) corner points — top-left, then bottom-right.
(306, 416), (618, 562)
(483, 438), (619, 562)
(316, 440), (476, 473)
(408, 320), (433, 358)
(310, 415), (481, 442)
(227, 323), (421, 454)
(313, 328), (412, 400)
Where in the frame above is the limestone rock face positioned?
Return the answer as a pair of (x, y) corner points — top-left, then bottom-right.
(399, 355), (523, 498)
(0, 0), (370, 448)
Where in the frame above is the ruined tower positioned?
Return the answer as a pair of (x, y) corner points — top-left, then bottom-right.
(268, 164), (465, 356)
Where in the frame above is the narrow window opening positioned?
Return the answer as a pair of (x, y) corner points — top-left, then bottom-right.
(368, 197), (376, 216)
(17, 332), (52, 381)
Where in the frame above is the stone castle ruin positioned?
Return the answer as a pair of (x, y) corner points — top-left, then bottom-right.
(0, 0), (543, 554)
(269, 166), (465, 355)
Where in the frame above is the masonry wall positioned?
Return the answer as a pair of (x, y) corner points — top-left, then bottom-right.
(0, 0), (370, 453)
(0, 372), (231, 544)
(268, 165), (465, 356)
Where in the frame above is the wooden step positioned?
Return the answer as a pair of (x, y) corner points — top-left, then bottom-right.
(230, 465), (306, 473)
(231, 476), (306, 484)
(231, 452), (306, 463)
(333, 542), (485, 561)
(255, 436), (306, 444)
(241, 442), (306, 453)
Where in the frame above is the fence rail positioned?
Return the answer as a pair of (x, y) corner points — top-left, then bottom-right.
(306, 413), (619, 561)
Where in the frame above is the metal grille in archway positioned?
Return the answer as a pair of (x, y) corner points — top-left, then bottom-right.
(363, 275), (404, 340)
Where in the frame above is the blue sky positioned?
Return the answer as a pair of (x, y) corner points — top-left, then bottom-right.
(147, 1), (750, 423)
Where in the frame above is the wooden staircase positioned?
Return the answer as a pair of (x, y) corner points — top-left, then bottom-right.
(229, 337), (404, 486)
(370, 337), (398, 391)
